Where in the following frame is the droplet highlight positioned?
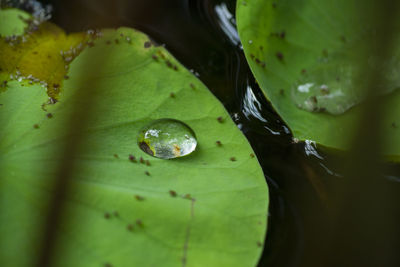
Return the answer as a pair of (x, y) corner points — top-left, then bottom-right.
(137, 119), (197, 159)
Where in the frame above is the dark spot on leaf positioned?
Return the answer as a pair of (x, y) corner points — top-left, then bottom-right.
(392, 122), (397, 128)
(166, 60), (172, 68)
(104, 263), (113, 267)
(259, 46), (263, 50)
(114, 39), (119, 44)
(87, 41), (95, 47)
(169, 190), (177, 197)
(272, 2), (277, 8)
(183, 194), (192, 200)
(279, 89), (285, 96)
(140, 157), (145, 164)
(104, 212), (110, 219)
(230, 157), (237, 161)
(152, 54), (158, 61)
(129, 154), (137, 162)
(134, 195), (144, 201)
(46, 113), (53, 118)
(301, 69), (307, 74)
(113, 211), (119, 217)
(250, 153), (255, 158)
(33, 124), (39, 129)
(1, 80), (7, 87)
(64, 75), (69, 80)
(340, 35), (346, 43)
(127, 224), (134, 231)
(106, 40), (111, 45)
(257, 241), (263, 247)
(145, 171), (150, 176)
(217, 116), (224, 123)
(280, 31), (286, 39)
(216, 140), (222, 146)
(136, 219), (143, 227)
(139, 142), (154, 156)
(145, 160), (151, 166)
(276, 52), (284, 61)
(190, 83), (196, 89)
(113, 154), (119, 159)
(170, 92), (175, 98)
(250, 54), (255, 59)
(144, 41), (152, 48)
(310, 96), (318, 104)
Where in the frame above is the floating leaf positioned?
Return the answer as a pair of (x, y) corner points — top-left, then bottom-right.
(237, 0), (400, 158)
(0, 9), (268, 267)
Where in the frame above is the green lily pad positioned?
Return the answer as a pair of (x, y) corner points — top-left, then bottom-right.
(0, 9), (268, 267)
(237, 0), (400, 158)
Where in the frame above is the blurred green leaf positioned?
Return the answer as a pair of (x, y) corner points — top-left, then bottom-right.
(0, 9), (268, 267)
(237, 0), (400, 159)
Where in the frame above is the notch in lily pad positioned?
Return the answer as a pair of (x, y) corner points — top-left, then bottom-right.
(137, 118), (197, 159)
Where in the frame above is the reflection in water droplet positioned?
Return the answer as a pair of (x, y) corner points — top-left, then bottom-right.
(137, 119), (197, 159)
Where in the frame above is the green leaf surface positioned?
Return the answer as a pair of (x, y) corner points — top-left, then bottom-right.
(237, 0), (400, 158)
(0, 11), (268, 267)
(0, 8), (30, 36)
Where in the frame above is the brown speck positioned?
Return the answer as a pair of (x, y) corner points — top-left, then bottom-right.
(87, 41), (95, 47)
(250, 153), (255, 158)
(166, 60), (173, 68)
(113, 211), (119, 217)
(136, 219), (143, 227)
(46, 113), (53, 118)
(129, 154), (137, 162)
(217, 116), (224, 123)
(120, 33), (124, 37)
(127, 224), (134, 231)
(280, 31), (286, 39)
(134, 195), (144, 201)
(1, 80), (8, 87)
(272, 2), (277, 8)
(257, 241), (263, 247)
(170, 92), (175, 98)
(53, 83), (60, 89)
(64, 75), (69, 80)
(190, 83), (196, 89)
(322, 49), (328, 57)
(279, 89), (285, 96)
(114, 39), (119, 44)
(173, 65), (178, 71)
(140, 157), (145, 164)
(152, 54), (158, 61)
(261, 62), (266, 68)
(33, 51), (38, 54)
(106, 40), (111, 45)
(250, 54), (255, 59)
(392, 122), (397, 128)
(169, 190), (177, 197)
(183, 194), (192, 200)
(230, 157), (237, 161)
(145, 160), (151, 166)
(276, 52), (284, 61)
(255, 58), (261, 64)
(33, 124), (39, 129)
(144, 41), (152, 48)
(340, 35), (346, 43)
(104, 212), (110, 219)
(216, 140), (222, 146)
(104, 263), (113, 267)
(113, 154), (119, 159)
(145, 171), (150, 176)
(301, 69), (307, 74)
(259, 46), (263, 50)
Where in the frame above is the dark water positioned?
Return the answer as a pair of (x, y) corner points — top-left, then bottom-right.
(22, 0), (400, 266)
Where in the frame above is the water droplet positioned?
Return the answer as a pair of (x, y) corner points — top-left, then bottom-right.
(137, 119), (197, 159)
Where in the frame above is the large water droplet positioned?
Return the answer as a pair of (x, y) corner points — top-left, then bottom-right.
(137, 119), (197, 159)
